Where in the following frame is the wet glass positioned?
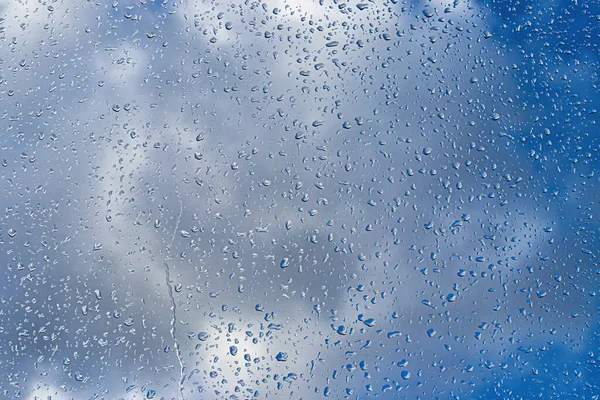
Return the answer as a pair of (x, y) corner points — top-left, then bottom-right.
(0, 0), (598, 399)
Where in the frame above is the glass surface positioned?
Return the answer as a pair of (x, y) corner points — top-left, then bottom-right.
(0, 0), (598, 398)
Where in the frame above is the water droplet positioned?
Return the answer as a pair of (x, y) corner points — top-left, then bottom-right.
(363, 318), (375, 327)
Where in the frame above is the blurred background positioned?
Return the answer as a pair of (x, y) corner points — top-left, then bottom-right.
(0, 0), (598, 398)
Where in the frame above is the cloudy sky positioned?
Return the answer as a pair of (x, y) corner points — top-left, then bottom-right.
(0, 0), (598, 399)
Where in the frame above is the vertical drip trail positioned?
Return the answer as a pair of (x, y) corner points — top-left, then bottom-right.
(164, 259), (185, 400)
(165, 163), (185, 400)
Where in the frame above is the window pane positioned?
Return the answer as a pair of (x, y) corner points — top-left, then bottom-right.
(1, 0), (598, 399)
